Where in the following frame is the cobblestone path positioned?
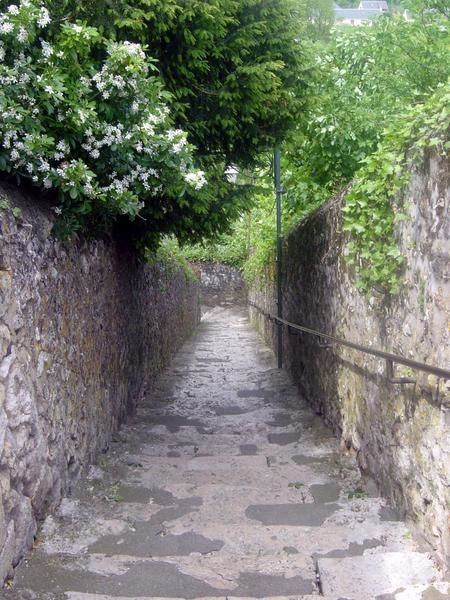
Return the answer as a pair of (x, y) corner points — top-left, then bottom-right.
(8, 307), (447, 600)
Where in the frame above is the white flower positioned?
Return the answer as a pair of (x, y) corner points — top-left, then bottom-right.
(17, 27), (28, 43)
(166, 129), (184, 141)
(44, 85), (54, 95)
(172, 139), (187, 154)
(83, 183), (95, 196)
(53, 206), (62, 215)
(147, 112), (163, 125)
(41, 41), (53, 58)
(113, 76), (125, 89)
(56, 140), (68, 152)
(71, 24), (83, 34)
(142, 122), (155, 136)
(7, 5), (19, 15)
(43, 179), (52, 189)
(78, 109), (88, 123)
(38, 159), (50, 172)
(38, 7), (51, 28)
(184, 170), (207, 190)
(116, 41), (145, 59)
(90, 149), (100, 159)
(0, 21), (14, 34)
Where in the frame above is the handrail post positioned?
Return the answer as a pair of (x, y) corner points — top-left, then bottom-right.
(274, 147), (283, 369)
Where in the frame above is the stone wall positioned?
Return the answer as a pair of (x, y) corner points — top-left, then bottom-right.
(0, 183), (200, 582)
(249, 154), (450, 569)
(191, 261), (247, 308)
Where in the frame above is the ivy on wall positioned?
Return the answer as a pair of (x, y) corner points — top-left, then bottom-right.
(343, 83), (449, 295)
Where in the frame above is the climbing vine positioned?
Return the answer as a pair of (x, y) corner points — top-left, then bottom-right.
(342, 82), (450, 295)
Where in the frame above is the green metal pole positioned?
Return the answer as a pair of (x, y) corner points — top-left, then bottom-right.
(274, 147), (283, 369)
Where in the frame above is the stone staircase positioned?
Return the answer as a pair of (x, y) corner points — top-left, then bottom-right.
(6, 307), (448, 600)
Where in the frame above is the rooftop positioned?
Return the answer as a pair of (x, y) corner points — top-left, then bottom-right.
(359, 1), (389, 10)
(334, 7), (384, 20)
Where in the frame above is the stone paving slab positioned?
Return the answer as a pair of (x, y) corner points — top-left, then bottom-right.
(318, 552), (439, 599)
(64, 595), (329, 600)
(7, 306), (445, 600)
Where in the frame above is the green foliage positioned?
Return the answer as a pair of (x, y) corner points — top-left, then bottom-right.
(233, 8), (449, 294)
(44, 0), (309, 169)
(0, 0), (216, 245)
(292, 11), (450, 193)
(347, 486), (368, 499)
(180, 208), (256, 267)
(402, 0), (450, 18)
(148, 236), (198, 282)
(335, 0), (358, 6)
(343, 82), (449, 295)
(300, 0), (335, 41)
(0, 194), (21, 218)
(0, 0), (308, 249)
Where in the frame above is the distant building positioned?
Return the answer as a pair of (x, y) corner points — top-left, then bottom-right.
(334, 1), (389, 25)
(358, 1), (388, 11)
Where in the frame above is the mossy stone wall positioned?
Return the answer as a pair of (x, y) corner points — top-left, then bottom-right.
(0, 184), (200, 582)
(250, 154), (450, 569)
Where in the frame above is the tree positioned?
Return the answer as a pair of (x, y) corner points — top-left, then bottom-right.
(44, 0), (309, 169)
(0, 0), (310, 247)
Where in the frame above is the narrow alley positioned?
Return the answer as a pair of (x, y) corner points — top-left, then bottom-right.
(7, 307), (446, 600)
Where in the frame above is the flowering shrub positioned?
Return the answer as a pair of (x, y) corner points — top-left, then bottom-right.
(0, 0), (207, 239)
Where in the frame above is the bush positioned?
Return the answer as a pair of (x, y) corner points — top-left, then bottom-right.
(0, 0), (207, 240)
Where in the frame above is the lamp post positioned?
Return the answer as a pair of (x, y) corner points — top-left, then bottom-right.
(274, 147), (283, 369)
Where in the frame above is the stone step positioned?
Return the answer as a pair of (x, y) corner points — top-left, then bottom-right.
(12, 551), (318, 598)
(114, 456), (330, 490)
(317, 551), (440, 599)
(390, 581), (450, 599)
(61, 582), (450, 600)
(119, 439), (338, 461)
(16, 546), (442, 600)
(64, 595), (329, 600)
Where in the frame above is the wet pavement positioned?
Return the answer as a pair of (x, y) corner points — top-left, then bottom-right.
(6, 306), (448, 600)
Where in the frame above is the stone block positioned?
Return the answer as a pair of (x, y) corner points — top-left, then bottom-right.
(0, 520), (15, 583)
(318, 552), (439, 599)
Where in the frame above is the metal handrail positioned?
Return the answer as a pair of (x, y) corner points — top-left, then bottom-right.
(248, 301), (450, 380)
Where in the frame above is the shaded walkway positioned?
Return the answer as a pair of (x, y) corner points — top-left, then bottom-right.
(9, 307), (446, 599)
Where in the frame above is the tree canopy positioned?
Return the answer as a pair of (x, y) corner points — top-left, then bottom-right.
(181, 0), (450, 295)
(45, 0), (309, 168)
(0, 0), (309, 247)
